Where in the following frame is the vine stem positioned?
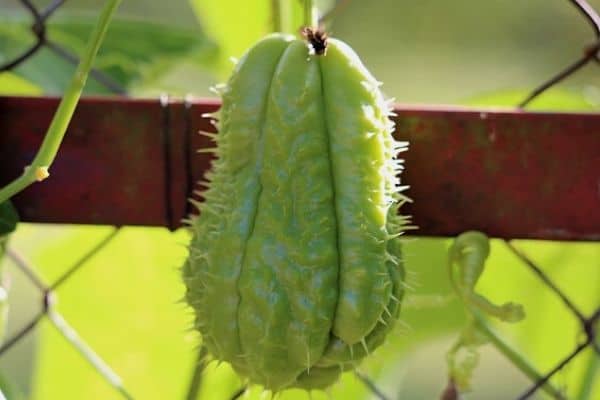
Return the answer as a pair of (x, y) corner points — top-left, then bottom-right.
(471, 312), (565, 399)
(576, 285), (600, 400)
(447, 233), (564, 399)
(304, 0), (318, 28)
(576, 344), (599, 400)
(0, 0), (122, 204)
(185, 345), (208, 400)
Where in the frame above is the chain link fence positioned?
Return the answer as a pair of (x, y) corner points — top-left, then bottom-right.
(0, 0), (126, 94)
(0, 0), (599, 399)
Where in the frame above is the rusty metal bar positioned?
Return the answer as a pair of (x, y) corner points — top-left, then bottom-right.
(0, 96), (598, 240)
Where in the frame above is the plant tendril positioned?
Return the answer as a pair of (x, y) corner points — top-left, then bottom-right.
(444, 231), (564, 399)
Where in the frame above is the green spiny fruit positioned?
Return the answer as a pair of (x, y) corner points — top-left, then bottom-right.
(183, 29), (409, 391)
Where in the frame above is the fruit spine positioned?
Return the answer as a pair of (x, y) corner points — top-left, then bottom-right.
(183, 30), (409, 391)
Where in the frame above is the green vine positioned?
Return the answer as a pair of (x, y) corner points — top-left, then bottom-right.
(0, 0), (121, 358)
(0, 0), (123, 204)
(446, 231), (565, 399)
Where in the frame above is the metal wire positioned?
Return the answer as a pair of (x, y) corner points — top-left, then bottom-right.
(0, 229), (129, 398)
(506, 242), (600, 400)
(0, 0), (598, 399)
(0, 0), (126, 94)
(518, 0), (600, 108)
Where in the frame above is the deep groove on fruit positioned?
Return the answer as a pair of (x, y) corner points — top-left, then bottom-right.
(234, 44), (292, 374)
(317, 53), (343, 350)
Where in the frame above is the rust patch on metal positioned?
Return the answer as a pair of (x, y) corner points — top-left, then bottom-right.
(1, 96), (598, 240)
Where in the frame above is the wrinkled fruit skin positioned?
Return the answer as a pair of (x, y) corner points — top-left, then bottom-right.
(183, 33), (408, 391)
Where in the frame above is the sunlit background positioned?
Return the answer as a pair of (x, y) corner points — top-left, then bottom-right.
(1, 0), (599, 399)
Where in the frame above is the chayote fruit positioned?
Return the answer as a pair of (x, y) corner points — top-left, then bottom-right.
(183, 31), (408, 391)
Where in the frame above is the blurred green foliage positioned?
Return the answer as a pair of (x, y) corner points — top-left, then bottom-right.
(0, 0), (599, 399)
(466, 89), (600, 111)
(0, 202), (18, 399)
(0, 16), (216, 95)
(0, 73), (41, 96)
(0, 202), (19, 330)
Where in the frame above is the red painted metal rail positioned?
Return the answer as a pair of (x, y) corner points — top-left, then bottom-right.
(0, 96), (598, 240)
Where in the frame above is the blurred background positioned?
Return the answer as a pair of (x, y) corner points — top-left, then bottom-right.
(0, 0), (599, 399)
(2, 0), (600, 104)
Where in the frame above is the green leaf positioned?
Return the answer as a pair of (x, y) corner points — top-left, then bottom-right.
(0, 202), (18, 237)
(186, 0), (368, 78)
(188, 0), (273, 77)
(0, 16), (217, 94)
(0, 72), (42, 96)
(49, 17), (217, 89)
(0, 201), (17, 347)
(464, 88), (600, 111)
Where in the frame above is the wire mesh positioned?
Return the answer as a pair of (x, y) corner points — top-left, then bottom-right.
(0, 0), (599, 399)
(0, 0), (126, 94)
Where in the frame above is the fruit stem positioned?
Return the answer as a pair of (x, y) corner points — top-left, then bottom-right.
(271, 0), (282, 32)
(0, 0), (122, 204)
(185, 345), (208, 400)
(275, 0), (295, 33)
(304, 0), (318, 28)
